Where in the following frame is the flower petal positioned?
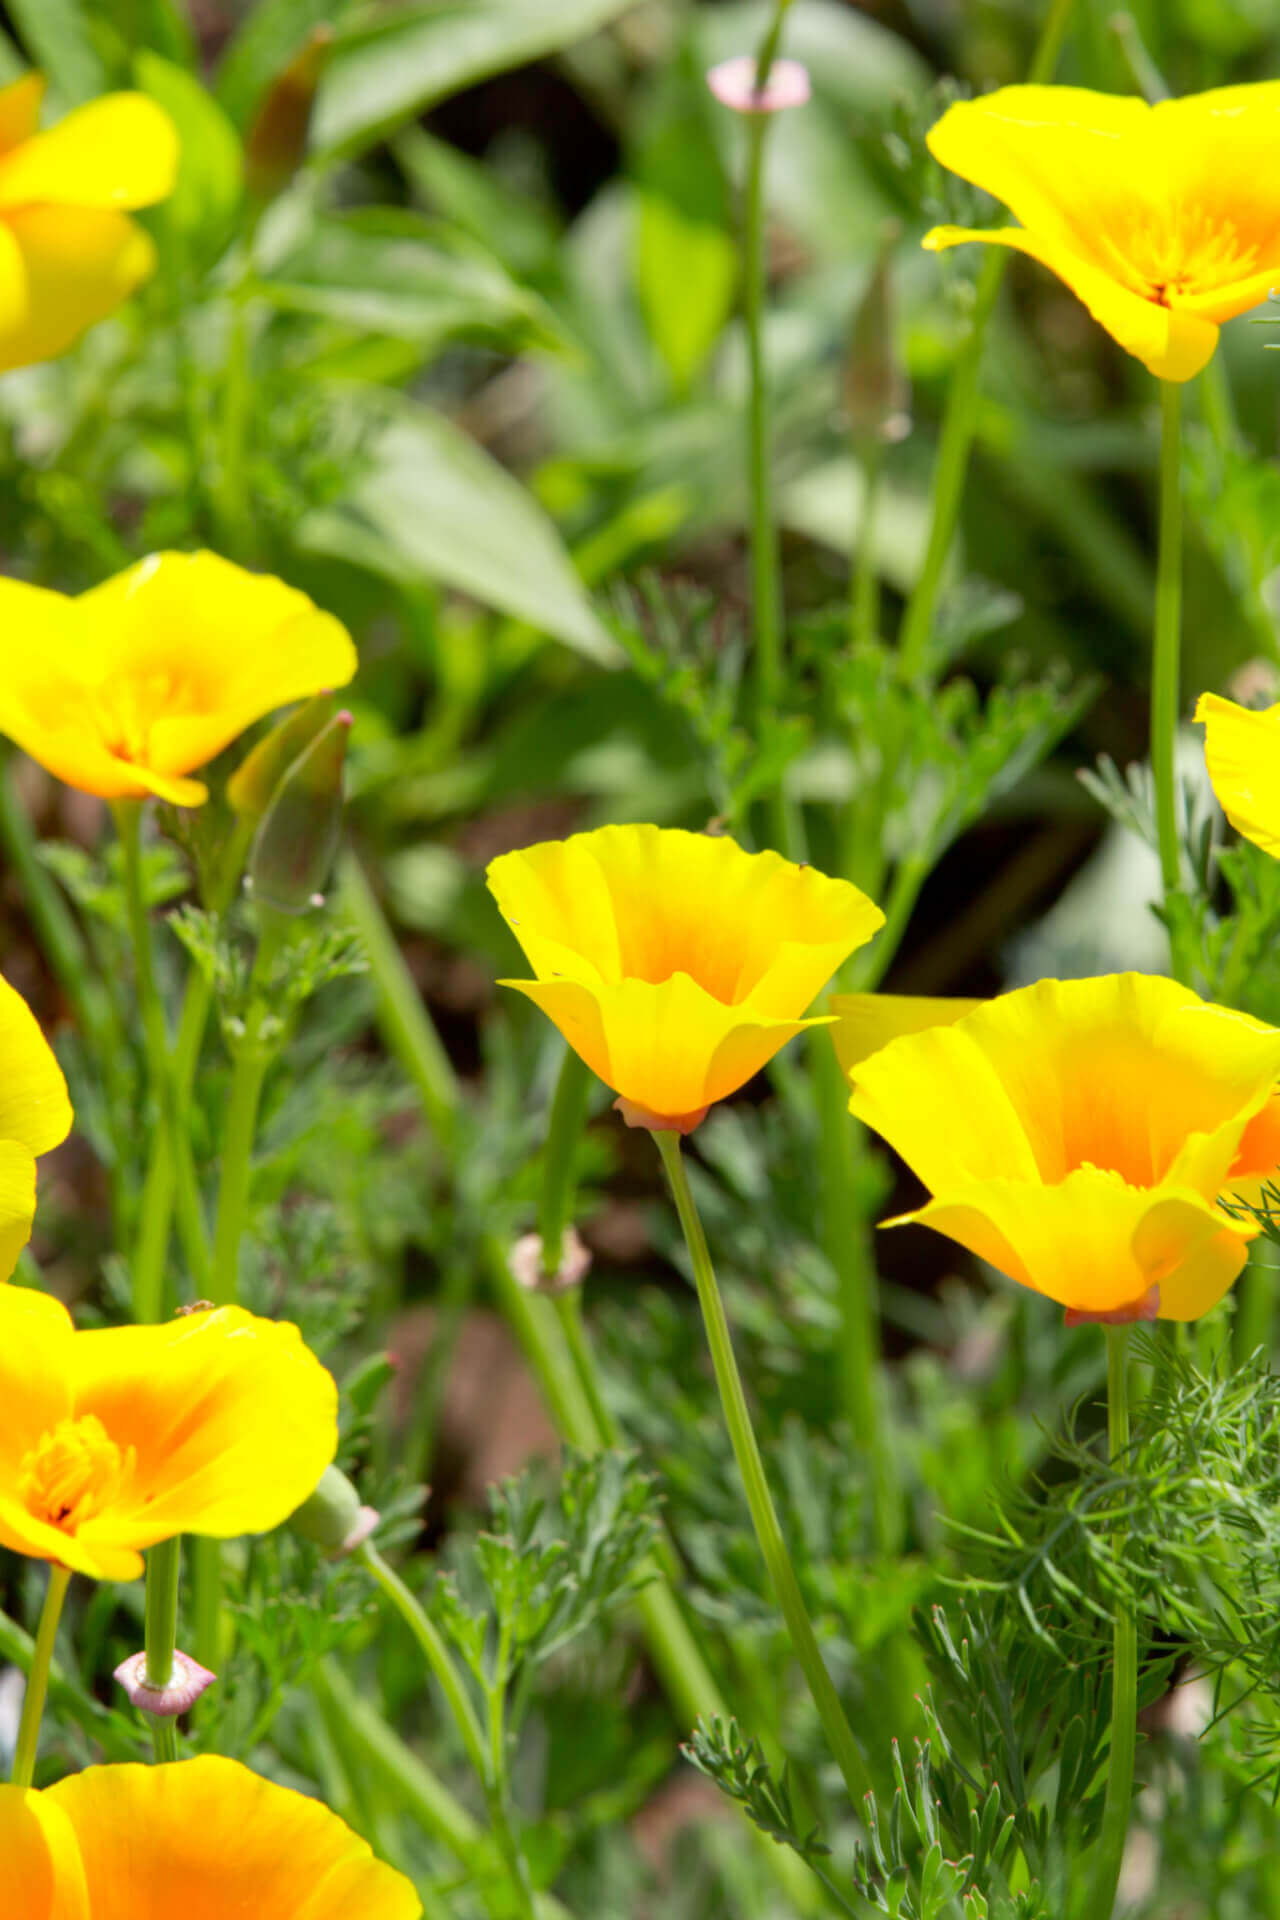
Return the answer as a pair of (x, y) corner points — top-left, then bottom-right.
(0, 972), (72, 1157)
(0, 75), (47, 156)
(0, 1288), (75, 1554)
(1156, 82), (1280, 318)
(0, 93), (178, 212)
(45, 1757), (421, 1920)
(0, 205), (155, 373)
(1196, 692), (1280, 856)
(895, 1168), (1252, 1319)
(924, 223), (1219, 381)
(829, 992), (982, 1079)
(0, 1786), (88, 1920)
(0, 1138), (39, 1284)
(68, 1307), (337, 1550)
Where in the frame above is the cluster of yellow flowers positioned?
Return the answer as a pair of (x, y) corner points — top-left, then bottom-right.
(3, 48), (1280, 1920)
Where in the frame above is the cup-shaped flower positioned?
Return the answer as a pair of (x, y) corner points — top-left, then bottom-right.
(1, 1755), (421, 1918)
(1195, 691), (1280, 858)
(0, 975), (72, 1279)
(0, 73), (178, 372)
(922, 83), (1280, 381)
(836, 973), (1280, 1322)
(0, 551), (357, 806)
(487, 825), (883, 1129)
(0, 1290), (337, 1580)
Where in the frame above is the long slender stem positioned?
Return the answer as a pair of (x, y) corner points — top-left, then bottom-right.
(11, 1565), (71, 1788)
(897, 0), (1077, 677)
(144, 1538), (182, 1763)
(1086, 1326), (1138, 1920)
(652, 1130), (872, 1807)
(538, 1046), (593, 1277)
(1151, 379), (1184, 903)
(850, 439), (885, 653)
(116, 801), (179, 1325)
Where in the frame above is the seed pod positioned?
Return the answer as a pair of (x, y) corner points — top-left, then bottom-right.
(290, 1464), (379, 1556)
(844, 230), (911, 448)
(227, 692), (337, 822)
(244, 25), (335, 204)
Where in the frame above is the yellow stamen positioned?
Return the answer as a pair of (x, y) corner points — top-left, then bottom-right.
(20, 1415), (135, 1531)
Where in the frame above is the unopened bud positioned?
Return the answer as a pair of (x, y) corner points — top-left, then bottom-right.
(228, 692), (338, 822)
(290, 1464), (379, 1556)
(115, 1649), (216, 1717)
(706, 54), (810, 115)
(844, 230), (911, 448)
(247, 710), (351, 915)
(509, 1226), (592, 1296)
(244, 26), (335, 203)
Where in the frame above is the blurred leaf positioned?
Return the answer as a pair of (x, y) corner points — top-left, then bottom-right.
(300, 398), (621, 666)
(394, 126), (560, 278)
(104, 0), (197, 68)
(0, 30), (24, 85)
(633, 59), (737, 393)
(135, 52), (243, 258)
(258, 208), (568, 355)
(312, 0), (639, 157)
(8, 0), (104, 102)
(216, 0), (358, 129)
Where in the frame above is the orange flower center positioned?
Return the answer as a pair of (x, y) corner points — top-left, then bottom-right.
(1110, 204), (1261, 304)
(20, 1415), (135, 1532)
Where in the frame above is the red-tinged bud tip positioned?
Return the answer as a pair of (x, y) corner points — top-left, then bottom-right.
(114, 1649), (216, 1717)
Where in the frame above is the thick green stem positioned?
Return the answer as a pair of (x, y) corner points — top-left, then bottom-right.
(116, 800), (180, 1325)
(11, 1564), (71, 1788)
(538, 1046), (593, 1277)
(144, 1538), (181, 1763)
(209, 1043), (270, 1308)
(652, 1130), (872, 1807)
(1086, 1326), (1138, 1920)
(850, 440), (885, 653)
(1151, 379), (1184, 904)
(897, 0), (1077, 677)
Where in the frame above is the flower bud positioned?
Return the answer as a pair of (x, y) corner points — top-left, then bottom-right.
(844, 232), (912, 448)
(244, 25), (335, 204)
(227, 692), (337, 822)
(509, 1226), (592, 1296)
(290, 1464), (379, 1556)
(114, 1649), (216, 1718)
(246, 709), (351, 915)
(706, 54), (810, 115)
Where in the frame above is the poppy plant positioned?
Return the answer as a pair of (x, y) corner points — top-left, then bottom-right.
(0, 551), (357, 806)
(0, 974), (72, 1279)
(0, 1289), (338, 1580)
(836, 973), (1280, 1323)
(1196, 691), (1280, 859)
(1, 1755), (421, 1918)
(0, 73), (178, 372)
(487, 824), (883, 1130)
(922, 82), (1280, 380)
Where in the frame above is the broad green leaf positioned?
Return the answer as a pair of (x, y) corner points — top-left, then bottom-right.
(312, 0), (638, 157)
(7, 0), (104, 103)
(394, 126), (560, 279)
(257, 208), (568, 356)
(300, 400), (620, 666)
(216, 0), (359, 128)
(134, 52), (243, 259)
(633, 58), (736, 394)
(102, 0), (197, 68)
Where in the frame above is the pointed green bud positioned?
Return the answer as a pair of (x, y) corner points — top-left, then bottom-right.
(228, 692), (337, 821)
(244, 25), (335, 204)
(844, 229), (911, 449)
(246, 709), (351, 915)
(290, 1464), (379, 1556)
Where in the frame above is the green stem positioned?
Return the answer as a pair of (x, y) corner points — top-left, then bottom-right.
(214, 242), (259, 563)
(554, 1290), (618, 1450)
(1085, 1325), (1138, 1920)
(144, 1538), (181, 1764)
(209, 1043), (270, 1308)
(1151, 379), (1184, 905)
(652, 1130), (873, 1808)
(850, 439), (885, 653)
(11, 1564), (71, 1788)
(897, 0), (1077, 678)
(1232, 1246), (1273, 1368)
(538, 1046), (593, 1277)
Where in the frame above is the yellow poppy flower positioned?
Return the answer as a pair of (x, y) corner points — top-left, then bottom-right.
(0, 551), (357, 805)
(1, 1755), (421, 1918)
(487, 824), (883, 1130)
(1195, 691), (1280, 858)
(838, 974), (1280, 1322)
(0, 1289), (337, 1581)
(922, 82), (1280, 381)
(0, 73), (178, 372)
(0, 973), (72, 1279)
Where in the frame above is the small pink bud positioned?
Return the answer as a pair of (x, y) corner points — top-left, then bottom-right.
(114, 1649), (216, 1717)
(341, 1505), (381, 1555)
(706, 55), (811, 115)
(509, 1227), (593, 1296)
